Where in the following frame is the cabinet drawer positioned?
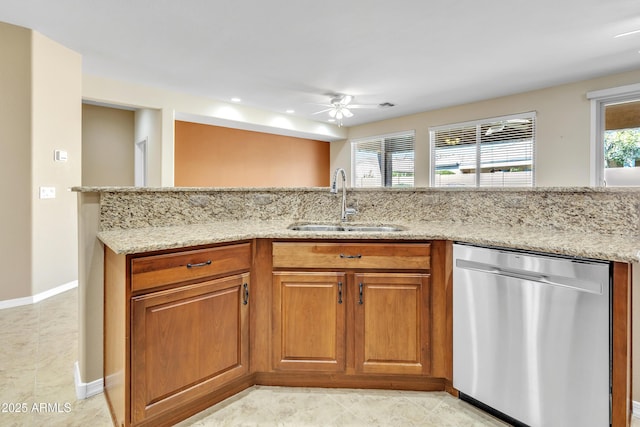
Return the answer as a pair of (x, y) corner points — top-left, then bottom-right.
(131, 243), (251, 292)
(272, 242), (430, 270)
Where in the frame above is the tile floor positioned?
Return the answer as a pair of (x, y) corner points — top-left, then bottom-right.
(0, 288), (637, 426)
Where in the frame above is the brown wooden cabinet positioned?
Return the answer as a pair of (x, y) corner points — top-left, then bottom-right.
(272, 272), (346, 372)
(353, 273), (430, 376)
(104, 239), (451, 426)
(104, 242), (252, 427)
(131, 273), (249, 424)
(271, 242), (432, 378)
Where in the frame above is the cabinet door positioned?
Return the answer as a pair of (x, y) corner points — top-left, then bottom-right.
(354, 273), (430, 376)
(272, 272), (346, 372)
(131, 273), (250, 424)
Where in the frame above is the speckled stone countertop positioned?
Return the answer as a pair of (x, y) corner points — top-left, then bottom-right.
(80, 186), (640, 262)
(97, 219), (640, 262)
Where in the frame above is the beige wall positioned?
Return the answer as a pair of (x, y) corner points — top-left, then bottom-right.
(82, 104), (135, 186)
(0, 23), (32, 300)
(31, 31), (82, 295)
(77, 192), (103, 382)
(332, 68), (640, 187)
(0, 23), (81, 300)
(78, 104), (134, 381)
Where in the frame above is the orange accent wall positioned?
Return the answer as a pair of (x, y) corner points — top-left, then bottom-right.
(174, 121), (330, 187)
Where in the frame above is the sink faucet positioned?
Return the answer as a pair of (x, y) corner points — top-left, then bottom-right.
(331, 168), (357, 221)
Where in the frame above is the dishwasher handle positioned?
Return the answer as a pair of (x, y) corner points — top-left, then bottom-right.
(455, 259), (603, 295)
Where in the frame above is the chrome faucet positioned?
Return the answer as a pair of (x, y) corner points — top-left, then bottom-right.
(331, 168), (357, 221)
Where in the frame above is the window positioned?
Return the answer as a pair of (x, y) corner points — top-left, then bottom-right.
(430, 112), (536, 187)
(351, 131), (415, 188)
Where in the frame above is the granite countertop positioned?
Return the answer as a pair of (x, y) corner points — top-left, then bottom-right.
(75, 185), (640, 193)
(97, 220), (640, 263)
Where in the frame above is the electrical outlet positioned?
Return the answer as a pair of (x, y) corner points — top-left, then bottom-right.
(39, 187), (56, 199)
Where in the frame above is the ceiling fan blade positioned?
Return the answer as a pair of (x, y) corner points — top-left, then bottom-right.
(342, 108), (354, 118)
(348, 104), (381, 109)
(329, 109), (338, 118)
(312, 108), (333, 115)
(341, 95), (353, 106)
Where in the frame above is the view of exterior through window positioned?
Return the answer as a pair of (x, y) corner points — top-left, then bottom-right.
(430, 112), (536, 187)
(351, 131), (415, 187)
(603, 100), (640, 186)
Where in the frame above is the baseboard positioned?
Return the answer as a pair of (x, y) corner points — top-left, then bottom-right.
(74, 361), (103, 400)
(0, 280), (78, 310)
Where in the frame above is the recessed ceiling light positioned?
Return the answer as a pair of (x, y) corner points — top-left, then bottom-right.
(614, 29), (640, 38)
(231, 97), (242, 102)
(286, 109), (295, 114)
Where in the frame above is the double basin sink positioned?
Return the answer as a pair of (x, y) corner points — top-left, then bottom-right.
(288, 223), (405, 232)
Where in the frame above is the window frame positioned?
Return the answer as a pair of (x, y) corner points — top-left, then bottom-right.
(429, 111), (536, 188)
(350, 130), (415, 188)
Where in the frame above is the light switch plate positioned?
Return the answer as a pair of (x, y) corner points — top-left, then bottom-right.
(54, 150), (68, 162)
(39, 186), (56, 199)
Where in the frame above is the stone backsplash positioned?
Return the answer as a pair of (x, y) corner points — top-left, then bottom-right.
(90, 187), (640, 237)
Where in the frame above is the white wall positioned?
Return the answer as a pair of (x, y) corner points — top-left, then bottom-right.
(134, 108), (162, 187)
(332, 68), (640, 187)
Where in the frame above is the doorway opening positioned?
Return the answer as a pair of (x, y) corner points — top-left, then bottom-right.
(588, 83), (640, 186)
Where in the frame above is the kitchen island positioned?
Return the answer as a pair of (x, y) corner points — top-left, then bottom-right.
(75, 186), (639, 426)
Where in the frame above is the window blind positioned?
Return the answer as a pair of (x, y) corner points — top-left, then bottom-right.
(351, 131), (415, 188)
(430, 112), (535, 187)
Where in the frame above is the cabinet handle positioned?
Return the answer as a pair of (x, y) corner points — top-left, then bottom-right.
(242, 283), (249, 305)
(358, 282), (364, 305)
(186, 260), (212, 268)
(338, 282), (343, 304)
(339, 254), (362, 259)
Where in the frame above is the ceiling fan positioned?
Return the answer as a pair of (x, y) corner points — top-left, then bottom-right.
(312, 94), (393, 126)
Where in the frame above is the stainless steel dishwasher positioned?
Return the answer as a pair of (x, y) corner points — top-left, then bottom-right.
(453, 243), (611, 427)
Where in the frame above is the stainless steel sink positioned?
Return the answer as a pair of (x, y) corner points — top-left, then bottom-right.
(343, 225), (404, 232)
(288, 224), (405, 232)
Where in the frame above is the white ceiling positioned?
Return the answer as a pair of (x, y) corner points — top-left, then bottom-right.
(2, 0), (640, 127)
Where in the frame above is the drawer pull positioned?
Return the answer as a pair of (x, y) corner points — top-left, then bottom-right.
(358, 282), (364, 305)
(339, 253), (362, 259)
(338, 281), (343, 304)
(243, 283), (249, 305)
(186, 260), (212, 268)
